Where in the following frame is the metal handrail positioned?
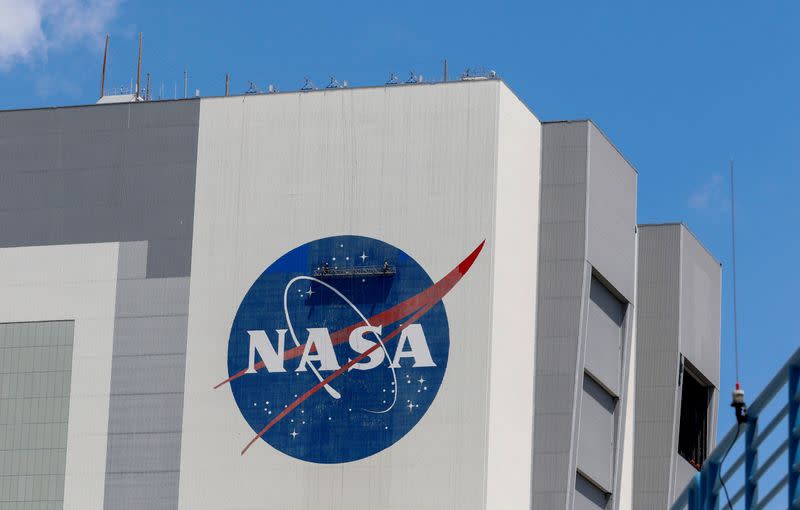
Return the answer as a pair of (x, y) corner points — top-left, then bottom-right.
(671, 347), (800, 510)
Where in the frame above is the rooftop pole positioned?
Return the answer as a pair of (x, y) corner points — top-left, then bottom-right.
(100, 34), (109, 98)
(135, 32), (142, 98)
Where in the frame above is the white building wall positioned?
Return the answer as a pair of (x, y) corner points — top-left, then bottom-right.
(178, 81), (541, 510)
(485, 85), (540, 508)
(0, 243), (120, 510)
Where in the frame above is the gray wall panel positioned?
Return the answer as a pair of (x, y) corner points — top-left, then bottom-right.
(577, 376), (616, 491)
(112, 316), (188, 356)
(107, 394), (184, 434)
(103, 472), (180, 510)
(105, 432), (182, 473)
(575, 473), (608, 510)
(114, 278), (191, 318)
(103, 244), (190, 510)
(585, 278), (624, 395)
(108, 354), (186, 395)
(585, 124), (637, 303)
(633, 224), (681, 509)
(535, 121), (637, 509)
(533, 122), (589, 509)
(0, 100), (200, 278)
(634, 224), (721, 508)
(679, 228), (722, 388)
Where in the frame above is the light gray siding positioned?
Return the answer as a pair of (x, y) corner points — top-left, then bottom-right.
(533, 121), (589, 510)
(585, 124), (637, 303)
(633, 224), (681, 509)
(534, 121), (637, 510)
(103, 244), (190, 510)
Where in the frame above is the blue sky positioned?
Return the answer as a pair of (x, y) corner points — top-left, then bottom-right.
(0, 1), (798, 435)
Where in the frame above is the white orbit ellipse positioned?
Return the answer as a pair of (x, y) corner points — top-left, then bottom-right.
(282, 276), (398, 413)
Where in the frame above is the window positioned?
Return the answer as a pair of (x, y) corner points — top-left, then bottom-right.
(677, 362), (711, 469)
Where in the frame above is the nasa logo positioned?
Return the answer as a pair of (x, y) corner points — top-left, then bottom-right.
(215, 235), (484, 463)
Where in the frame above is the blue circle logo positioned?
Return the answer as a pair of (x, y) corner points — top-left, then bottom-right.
(222, 235), (465, 464)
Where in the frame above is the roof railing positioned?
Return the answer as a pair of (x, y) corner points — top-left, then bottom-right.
(671, 346), (800, 510)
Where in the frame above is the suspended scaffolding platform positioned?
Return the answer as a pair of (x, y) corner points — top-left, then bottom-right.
(313, 263), (396, 279)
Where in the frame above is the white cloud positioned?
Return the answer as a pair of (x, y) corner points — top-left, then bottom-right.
(0, 0), (119, 70)
(689, 173), (727, 211)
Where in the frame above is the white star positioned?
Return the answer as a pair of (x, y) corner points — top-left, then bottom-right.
(346, 256), (350, 261)
(418, 377), (425, 385)
(340, 244), (344, 248)
(360, 252), (367, 262)
(332, 257), (336, 261)
(305, 287), (314, 296)
(290, 429), (298, 439)
(407, 402), (415, 412)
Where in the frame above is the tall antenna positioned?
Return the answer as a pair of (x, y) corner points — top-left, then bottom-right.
(100, 34), (109, 98)
(443, 59), (448, 82)
(729, 160), (741, 388)
(225, 73), (230, 96)
(183, 70), (188, 98)
(135, 32), (142, 97)
(729, 160), (748, 425)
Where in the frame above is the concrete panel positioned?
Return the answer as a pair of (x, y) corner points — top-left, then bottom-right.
(0, 100), (200, 278)
(585, 124), (637, 303)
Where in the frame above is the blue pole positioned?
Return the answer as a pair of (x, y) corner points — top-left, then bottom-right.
(688, 474), (700, 510)
(789, 365), (799, 508)
(745, 418), (758, 509)
(701, 460), (721, 510)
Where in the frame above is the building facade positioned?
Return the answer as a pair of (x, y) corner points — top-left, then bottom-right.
(0, 79), (719, 510)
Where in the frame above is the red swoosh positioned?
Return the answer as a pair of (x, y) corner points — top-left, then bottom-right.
(214, 240), (485, 390)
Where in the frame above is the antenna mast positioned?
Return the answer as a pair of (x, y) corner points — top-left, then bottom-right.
(100, 34), (109, 98)
(729, 160), (748, 424)
(135, 33), (142, 98)
(730, 160), (741, 388)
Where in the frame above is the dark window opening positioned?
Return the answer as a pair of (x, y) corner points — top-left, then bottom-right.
(678, 365), (710, 470)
